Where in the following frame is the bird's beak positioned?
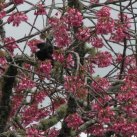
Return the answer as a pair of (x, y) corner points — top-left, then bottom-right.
(36, 48), (40, 52)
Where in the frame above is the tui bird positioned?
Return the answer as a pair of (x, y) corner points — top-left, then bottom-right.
(35, 38), (54, 61)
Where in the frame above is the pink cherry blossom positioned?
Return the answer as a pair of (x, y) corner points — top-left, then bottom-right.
(95, 51), (112, 67)
(0, 11), (6, 19)
(110, 27), (130, 42)
(10, 94), (24, 116)
(53, 97), (66, 109)
(26, 127), (45, 137)
(27, 39), (42, 53)
(34, 90), (47, 103)
(4, 37), (18, 54)
(110, 14), (131, 42)
(0, 57), (7, 66)
(16, 77), (36, 92)
(46, 128), (59, 137)
(91, 37), (104, 48)
(37, 60), (52, 78)
(96, 6), (111, 18)
(98, 106), (115, 124)
(92, 77), (110, 92)
(7, 12), (28, 26)
(22, 105), (50, 126)
(13, 0), (24, 4)
(65, 113), (84, 129)
(52, 51), (65, 63)
(49, 17), (71, 47)
(64, 76), (83, 93)
(90, 0), (99, 4)
(65, 8), (83, 27)
(65, 54), (74, 68)
(34, 4), (46, 15)
(96, 7), (114, 34)
(75, 27), (91, 41)
(96, 18), (114, 34)
(87, 124), (105, 136)
(64, 75), (87, 98)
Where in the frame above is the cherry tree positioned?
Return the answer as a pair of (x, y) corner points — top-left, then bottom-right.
(0, 0), (136, 137)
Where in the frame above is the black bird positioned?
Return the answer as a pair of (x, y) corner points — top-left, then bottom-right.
(35, 38), (53, 61)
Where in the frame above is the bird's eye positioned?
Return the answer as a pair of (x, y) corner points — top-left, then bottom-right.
(37, 42), (46, 49)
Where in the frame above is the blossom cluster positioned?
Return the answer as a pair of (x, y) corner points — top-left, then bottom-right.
(65, 113), (84, 129)
(65, 8), (83, 27)
(37, 61), (52, 79)
(27, 39), (42, 53)
(7, 12), (28, 26)
(96, 6), (114, 35)
(22, 104), (50, 126)
(16, 77), (36, 92)
(49, 17), (71, 48)
(92, 77), (110, 92)
(4, 37), (18, 54)
(13, 0), (24, 4)
(34, 4), (46, 15)
(94, 51), (112, 67)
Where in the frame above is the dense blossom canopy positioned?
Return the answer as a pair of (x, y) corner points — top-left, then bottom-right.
(0, 0), (137, 137)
